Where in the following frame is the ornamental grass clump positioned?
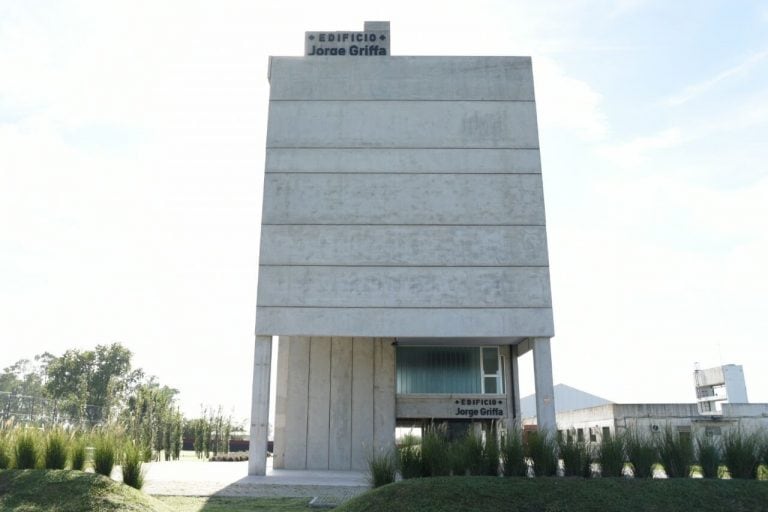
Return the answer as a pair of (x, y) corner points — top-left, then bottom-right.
(421, 424), (451, 476)
(558, 432), (592, 478)
(696, 434), (721, 479)
(500, 428), (526, 477)
(459, 430), (486, 476)
(657, 426), (693, 478)
(93, 434), (116, 477)
(70, 435), (87, 471)
(121, 441), (145, 490)
(367, 449), (397, 488)
(526, 430), (558, 477)
(43, 428), (68, 469)
(722, 428), (761, 479)
(482, 427), (500, 476)
(0, 434), (10, 469)
(397, 433), (422, 479)
(14, 429), (39, 469)
(597, 433), (625, 477)
(625, 428), (656, 478)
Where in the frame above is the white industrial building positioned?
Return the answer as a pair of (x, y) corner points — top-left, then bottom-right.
(248, 21), (557, 475)
(523, 365), (767, 443)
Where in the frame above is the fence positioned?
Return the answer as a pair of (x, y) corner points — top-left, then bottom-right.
(0, 391), (107, 428)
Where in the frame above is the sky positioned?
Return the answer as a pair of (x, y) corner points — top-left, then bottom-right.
(2, 0), (767, 426)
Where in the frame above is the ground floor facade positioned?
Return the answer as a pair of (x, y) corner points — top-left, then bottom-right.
(251, 336), (555, 473)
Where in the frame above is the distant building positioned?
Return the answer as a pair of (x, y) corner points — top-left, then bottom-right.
(523, 368), (766, 443)
(694, 364), (748, 414)
(520, 383), (612, 419)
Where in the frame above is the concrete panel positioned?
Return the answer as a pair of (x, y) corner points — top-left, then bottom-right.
(272, 337), (291, 468)
(266, 101), (539, 149)
(306, 337), (332, 469)
(283, 336), (310, 469)
(373, 339), (396, 453)
(258, 266), (552, 308)
(262, 174), (545, 226)
(248, 335), (272, 475)
(256, 307), (554, 338)
(260, 225), (548, 267)
(329, 337), (353, 470)
(266, 148), (541, 173)
(269, 57), (534, 101)
(351, 338), (374, 470)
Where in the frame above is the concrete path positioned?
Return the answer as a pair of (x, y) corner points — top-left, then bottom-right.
(139, 458), (370, 502)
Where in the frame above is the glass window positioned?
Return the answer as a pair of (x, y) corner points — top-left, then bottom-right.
(396, 346), (504, 395)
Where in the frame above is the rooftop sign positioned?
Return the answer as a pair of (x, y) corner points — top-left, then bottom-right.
(305, 21), (390, 56)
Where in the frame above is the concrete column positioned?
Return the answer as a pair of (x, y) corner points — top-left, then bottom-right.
(532, 337), (556, 432)
(248, 335), (273, 475)
(508, 344), (521, 427)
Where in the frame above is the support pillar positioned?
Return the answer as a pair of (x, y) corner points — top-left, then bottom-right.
(510, 344), (521, 424)
(532, 337), (556, 432)
(248, 335), (273, 475)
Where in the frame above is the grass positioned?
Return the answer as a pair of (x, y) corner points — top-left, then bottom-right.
(155, 496), (310, 511)
(14, 429), (39, 469)
(367, 449), (397, 487)
(122, 441), (145, 490)
(93, 434), (117, 477)
(597, 434), (626, 477)
(44, 428), (69, 469)
(0, 469), (171, 511)
(500, 430), (526, 477)
(722, 428), (762, 479)
(334, 476), (768, 512)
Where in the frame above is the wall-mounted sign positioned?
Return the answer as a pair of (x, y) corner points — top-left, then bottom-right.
(396, 395), (507, 420)
(305, 21), (390, 57)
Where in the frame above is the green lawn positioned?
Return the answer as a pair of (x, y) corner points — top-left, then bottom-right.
(0, 470), (310, 512)
(0, 469), (170, 512)
(335, 476), (768, 512)
(155, 496), (309, 511)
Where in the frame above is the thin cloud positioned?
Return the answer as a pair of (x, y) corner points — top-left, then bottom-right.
(667, 49), (768, 106)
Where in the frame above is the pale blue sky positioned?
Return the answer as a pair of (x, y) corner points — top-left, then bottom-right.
(1, 1), (767, 422)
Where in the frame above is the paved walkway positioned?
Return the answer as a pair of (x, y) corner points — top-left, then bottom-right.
(139, 459), (370, 502)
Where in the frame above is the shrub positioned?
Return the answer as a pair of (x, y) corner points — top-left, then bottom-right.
(696, 434), (721, 479)
(93, 434), (116, 477)
(597, 433), (625, 477)
(0, 435), (10, 469)
(500, 429), (526, 477)
(43, 429), (68, 469)
(70, 435), (87, 471)
(482, 427), (500, 476)
(559, 432), (592, 478)
(657, 426), (693, 478)
(625, 428), (656, 478)
(526, 430), (558, 477)
(122, 442), (144, 490)
(722, 428), (761, 479)
(14, 430), (39, 469)
(367, 449), (397, 488)
(209, 452), (249, 461)
(397, 434), (422, 479)
(421, 425), (451, 476)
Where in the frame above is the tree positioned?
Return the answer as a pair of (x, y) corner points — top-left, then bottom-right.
(44, 343), (140, 424)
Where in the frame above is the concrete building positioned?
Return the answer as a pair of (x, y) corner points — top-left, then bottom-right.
(694, 364), (749, 414)
(249, 21), (557, 475)
(520, 383), (613, 419)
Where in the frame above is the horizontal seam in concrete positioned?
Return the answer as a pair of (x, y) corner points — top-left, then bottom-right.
(261, 223), (546, 227)
(266, 146), (541, 150)
(269, 99), (536, 103)
(264, 171), (542, 175)
(259, 264), (549, 268)
(257, 306), (552, 309)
